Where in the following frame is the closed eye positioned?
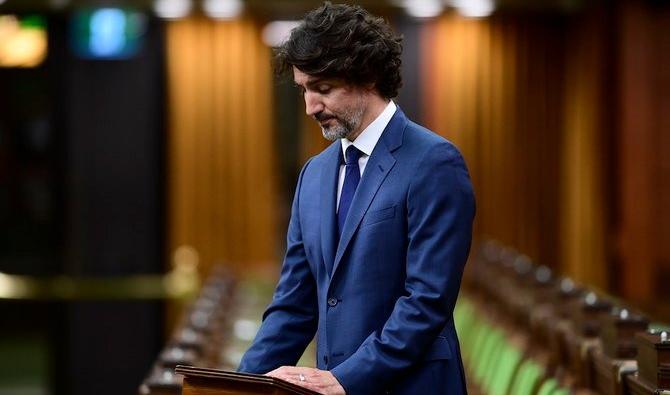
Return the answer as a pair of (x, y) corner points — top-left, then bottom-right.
(317, 84), (332, 94)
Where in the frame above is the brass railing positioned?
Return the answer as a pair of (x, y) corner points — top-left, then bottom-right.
(0, 246), (201, 301)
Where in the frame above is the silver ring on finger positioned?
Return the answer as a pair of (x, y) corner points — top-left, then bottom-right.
(299, 373), (306, 382)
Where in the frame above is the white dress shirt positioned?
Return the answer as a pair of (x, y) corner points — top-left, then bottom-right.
(337, 100), (397, 211)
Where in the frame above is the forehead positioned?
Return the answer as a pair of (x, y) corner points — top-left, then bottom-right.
(292, 67), (357, 93)
(292, 67), (316, 85)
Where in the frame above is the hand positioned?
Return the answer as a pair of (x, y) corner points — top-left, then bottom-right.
(266, 366), (346, 395)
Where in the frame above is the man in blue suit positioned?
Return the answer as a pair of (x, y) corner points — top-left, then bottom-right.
(238, 3), (475, 394)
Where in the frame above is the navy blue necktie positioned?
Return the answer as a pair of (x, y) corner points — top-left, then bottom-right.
(338, 145), (363, 237)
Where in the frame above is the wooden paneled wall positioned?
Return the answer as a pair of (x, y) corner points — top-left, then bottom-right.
(421, 12), (566, 270)
(421, 3), (670, 311)
(165, 17), (279, 276)
(615, 1), (670, 307)
(559, 8), (611, 290)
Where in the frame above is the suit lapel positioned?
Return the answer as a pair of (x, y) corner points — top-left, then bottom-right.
(320, 142), (340, 277)
(330, 109), (407, 281)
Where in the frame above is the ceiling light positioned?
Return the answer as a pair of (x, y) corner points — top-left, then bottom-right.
(451, 0), (495, 18)
(261, 20), (299, 47)
(202, 0), (243, 20)
(153, 0), (192, 20)
(0, 15), (48, 68)
(403, 0), (444, 18)
(89, 8), (126, 57)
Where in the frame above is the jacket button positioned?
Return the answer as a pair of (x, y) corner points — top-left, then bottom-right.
(327, 297), (338, 307)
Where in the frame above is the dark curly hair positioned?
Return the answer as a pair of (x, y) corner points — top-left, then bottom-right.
(275, 2), (403, 99)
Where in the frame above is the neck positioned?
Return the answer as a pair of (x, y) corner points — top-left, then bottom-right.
(346, 95), (389, 142)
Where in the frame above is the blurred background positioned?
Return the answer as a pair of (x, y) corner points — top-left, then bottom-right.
(0, 0), (668, 394)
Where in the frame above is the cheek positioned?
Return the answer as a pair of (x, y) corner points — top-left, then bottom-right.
(322, 101), (340, 116)
(324, 98), (348, 116)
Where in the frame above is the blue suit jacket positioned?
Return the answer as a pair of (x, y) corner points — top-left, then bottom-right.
(239, 109), (475, 395)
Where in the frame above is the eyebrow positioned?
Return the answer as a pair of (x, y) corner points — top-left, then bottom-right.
(294, 77), (331, 89)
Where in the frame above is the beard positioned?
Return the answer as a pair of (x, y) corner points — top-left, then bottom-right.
(316, 105), (365, 142)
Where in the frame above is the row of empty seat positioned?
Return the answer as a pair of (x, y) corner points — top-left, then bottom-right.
(139, 267), (235, 395)
(137, 242), (668, 395)
(456, 240), (669, 395)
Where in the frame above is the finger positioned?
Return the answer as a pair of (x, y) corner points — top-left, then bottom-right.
(265, 370), (294, 382)
(284, 377), (317, 390)
(267, 366), (295, 377)
(283, 376), (308, 388)
(300, 381), (325, 393)
(278, 372), (309, 384)
(282, 367), (302, 376)
(277, 373), (296, 382)
(265, 368), (281, 376)
(281, 372), (319, 390)
(265, 369), (284, 378)
(293, 374), (325, 389)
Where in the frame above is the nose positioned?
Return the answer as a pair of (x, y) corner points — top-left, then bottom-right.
(304, 91), (324, 116)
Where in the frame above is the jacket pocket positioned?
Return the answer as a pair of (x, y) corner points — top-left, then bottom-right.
(422, 336), (453, 361)
(361, 205), (396, 227)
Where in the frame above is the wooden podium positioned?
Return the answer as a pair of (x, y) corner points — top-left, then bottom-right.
(175, 366), (321, 395)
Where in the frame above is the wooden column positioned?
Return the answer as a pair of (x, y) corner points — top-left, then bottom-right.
(616, 1), (670, 305)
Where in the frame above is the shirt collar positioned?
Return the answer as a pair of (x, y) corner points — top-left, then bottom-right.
(341, 100), (397, 158)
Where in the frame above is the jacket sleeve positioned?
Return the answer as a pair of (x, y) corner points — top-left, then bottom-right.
(331, 142), (475, 395)
(237, 158), (318, 374)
